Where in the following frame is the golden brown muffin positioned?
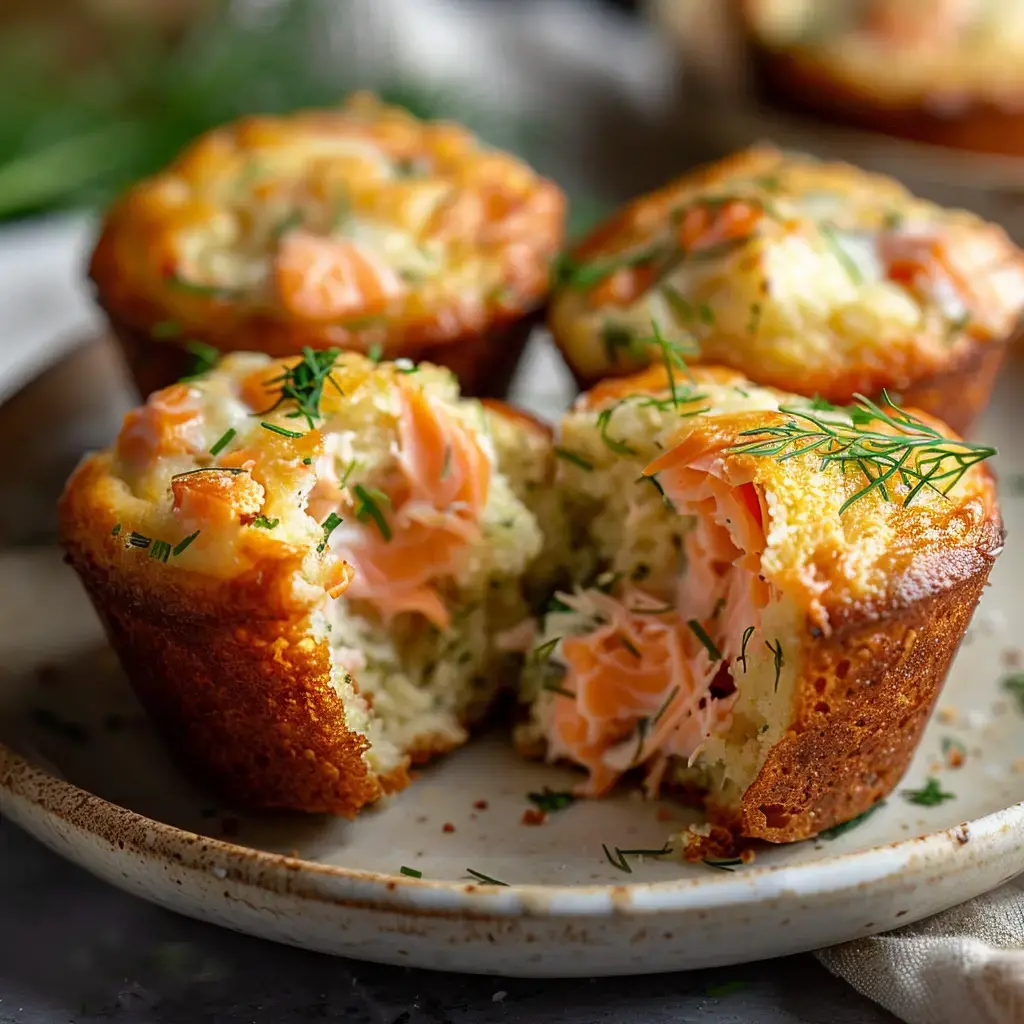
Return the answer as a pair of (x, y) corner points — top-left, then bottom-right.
(738, 0), (1024, 156)
(516, 364), (1002, 844)
(549, 147), (1024, 434)
(89, 92), (566, 399)
(59, 350), (558, 816)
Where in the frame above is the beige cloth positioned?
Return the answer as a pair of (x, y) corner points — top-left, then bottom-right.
(817, 876), (1024, 1024)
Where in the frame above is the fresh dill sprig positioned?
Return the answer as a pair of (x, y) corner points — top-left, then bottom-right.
(728, 391), (996, 513)
(645, 318), (697, 404)
(251, 515), (279, 530)
(602, 843), (672, 873)
(209, 428), (236, 456)
(465, 868), (509, 886)
(527, 788), (576, 814)
(353, 484), (392, 541)
(765, 639), (784, 691)
(687, 619), (722, 661)
(318, 512), (343, 553)
(257, 347), (343, 429)
(902, 777), (955, 807)
(738, 626), (755, 673)
(554, 447), (594, 471)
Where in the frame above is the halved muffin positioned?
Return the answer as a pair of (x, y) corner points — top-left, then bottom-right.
(549, 146), (1024, 433)
(58, 350), (558, 816)
(517, 364), (1002, 843)
(738, 0), (1024, 157)
(89, 92), (566, 400)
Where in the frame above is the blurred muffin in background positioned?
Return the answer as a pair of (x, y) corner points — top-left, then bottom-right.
(548, 146), (1024, 433)
(738, 0), (1024, 156)
(90, 92), (566, 399)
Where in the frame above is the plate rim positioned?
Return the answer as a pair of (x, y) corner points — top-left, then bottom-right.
(4, 737), (1022, 919)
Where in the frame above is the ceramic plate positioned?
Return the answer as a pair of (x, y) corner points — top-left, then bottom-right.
(1, 224), (1023, 978)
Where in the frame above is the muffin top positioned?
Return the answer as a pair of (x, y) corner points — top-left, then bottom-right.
(90, 92), (565, 357)
(549, 147), (1024, 398)
(742, 0), (1024, 101)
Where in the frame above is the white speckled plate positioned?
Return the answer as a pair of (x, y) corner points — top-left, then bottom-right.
(1, 221), (1023, 977)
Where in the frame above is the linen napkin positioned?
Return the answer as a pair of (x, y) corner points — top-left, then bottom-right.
(816, 876), (1024, 1024)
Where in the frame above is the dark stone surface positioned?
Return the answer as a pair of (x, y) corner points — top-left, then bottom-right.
(0, 821), (897, 1024)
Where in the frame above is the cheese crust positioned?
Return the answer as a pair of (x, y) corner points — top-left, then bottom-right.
(549, 147), (1024, 433)
(90, 92), (566, 398)
(740, 0), (1024, 155)
(518, 365), (1002, 843)
(58, 352), (555, 816)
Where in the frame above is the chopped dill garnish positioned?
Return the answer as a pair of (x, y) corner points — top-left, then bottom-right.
(902, 777), (955, 807)
(554, 246), (661, 290)
(367, 342), (384, 362)
(542, 680), (577, 700)
(172, 531), (200, 556)
(662, 284), (694, 322)
(340, 460), (359, 488)
(601, 322), (637, 364)
(882, 209), (905, 230)
(208, 428), (236, 456)
(808, 395), (836, 411)
(819, 802), (885, 840)
(698, 303), (715, 326)
(596, 404), (637, 456)
(647, 318), (697, 405)
(687, 620), (722, 661)
(354, 484), (392, 541)
(533, 636), (562, 663)
(399, 866), (422, 878)
(603, 843), (672, 873)
(127, 532), (152, 549)
(318, 512), (343, 553)
(171, 467), (247, 480)
(149, 540), (172, 563)
(111, 523), (121, 537)
(527, 788), (576, 813)
(765, 639), (784, 691)
(653, 685), (680, 725)
(728, 391), (996, 513)
(554, 447), (594, 471)
(465, 868), (508, 886)
(179, 341), (220, 381)
(738, 625), (755, 672)
(703, 858), (743, 871)
(617, 634), (642, 659)
(643, 473), (676, 512)
(251, 516), (279, 530)
(260, 421), (305, 439)
(257, 347), (343, 429)
(302, 457), (313, 466)
(818, 222), (864, 284)
(168, 273), (243, 300)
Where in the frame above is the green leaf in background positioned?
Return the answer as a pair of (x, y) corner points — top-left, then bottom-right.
(0, 0), (573, 223)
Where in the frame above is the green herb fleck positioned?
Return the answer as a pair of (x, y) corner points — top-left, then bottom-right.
(738, 626), (756, 673)
(765, 639), (784, 691)
(554, 446), (594, 471)
(617, 634), (642, 660)
(256, 347), (342, 428)
(747, 302), (763, 335)
(1001, 673), (1024, 713)
(399, 866), (423, 878)
(533, 636), (562, 663)
(706, 980), (747, 998)
(466, 868), (509, 886)
(687, 620), (722, 661)
(354, 484), (392, 541)
(270, 209), (303, 240)
(208, 428), (236, 456)
(149, 540), (172, 563)
(603, 843), (672, 873)
(698, 303), (715, 326)
(542, 680), (577, 699)
(111, 523), (122, 537)
(127, 531), (152, 549)
(819, 223), (864, 284)
(179, 341), (220, 381)
(367, 342), (384, 362)
(173, 531), (200, 556)
(819, 801), (885, 840)
(902, 777), (955, 807)
(527, 788), (576, 814)
(318, 512), (343, 553)
(703, 858), (743, 871)
(260, 421), (305, 439)
(251, 516), (279, 530)
(168, 273), (243, 300)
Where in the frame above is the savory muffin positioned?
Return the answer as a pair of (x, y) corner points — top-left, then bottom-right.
(58, 350), (558, 816)
(89, 92), (566, 400)
(549, 147), (1024, 433)
(517, 364), (1002, 844)
(738, 0), (1024, 156)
